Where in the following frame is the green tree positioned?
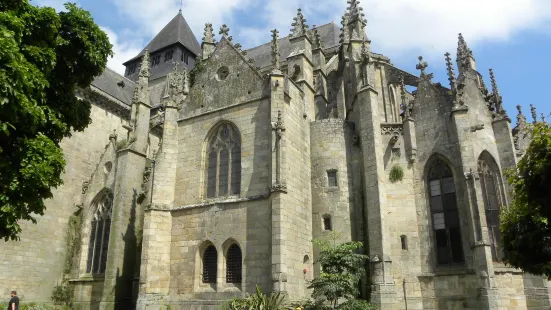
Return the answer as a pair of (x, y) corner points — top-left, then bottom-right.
(307, 232), (373, 309)
(0, 0), (112, 240)
(501, 122), (551, 277)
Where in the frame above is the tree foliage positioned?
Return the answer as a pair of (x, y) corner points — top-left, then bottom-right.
(0, 0), (112, 240)
(307, 232), (371, 309)
(501, 122), (551, 277)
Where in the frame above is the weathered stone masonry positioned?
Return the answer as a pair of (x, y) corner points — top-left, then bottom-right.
(1, 1), (550, 309)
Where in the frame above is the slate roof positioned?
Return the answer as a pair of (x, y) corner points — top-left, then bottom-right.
(124, 11), (201, 65)
(90, 68), (135, 105)
(246, 23), (342, 69)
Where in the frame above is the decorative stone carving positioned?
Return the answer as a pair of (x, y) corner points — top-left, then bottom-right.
(470, 124), (485, 132)
(271, 29), (281, 73)
(381, 124), (403, 136)
(81, 181), (89, 195)
(290, 8), (308, 38)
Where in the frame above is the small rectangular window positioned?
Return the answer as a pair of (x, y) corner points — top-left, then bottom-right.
(164, 50), (173, 62)
(327, 170), (338, 187)
(400, 235), (408, 250)
(323, 215), (332, 231)
(152, 55), (161, 67)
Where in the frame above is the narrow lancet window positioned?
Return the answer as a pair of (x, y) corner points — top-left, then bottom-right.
(206, 123), (241, 198)
(86, 192), (113, 274)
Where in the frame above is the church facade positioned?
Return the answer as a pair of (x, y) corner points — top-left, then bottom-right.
(1, 1), (550, 309)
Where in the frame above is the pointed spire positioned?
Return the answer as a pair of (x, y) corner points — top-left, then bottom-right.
(134, 50), (150, 105)
(531, 104), (538, 124)
(202, 22), (215, 44)
(489, 68), (506, 117)
(516, 105), (527, 126)
(444, 52), (456, 90)
(290, 8), (309, 38)
(457, 33), (475, 71)
(271, 29), (281, 73)
(219, 24), (232, 42)
(312, 25), (322, 49)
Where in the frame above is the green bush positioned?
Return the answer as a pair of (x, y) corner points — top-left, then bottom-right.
(219, 286), (286, 310)
(51, 281), (73, 307)
(389, 164), (404, 183)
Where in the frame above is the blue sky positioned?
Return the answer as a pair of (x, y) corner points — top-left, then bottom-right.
(33, 0), (551, 124)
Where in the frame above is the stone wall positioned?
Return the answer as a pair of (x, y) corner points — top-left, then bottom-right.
(0, 100), (128, 302)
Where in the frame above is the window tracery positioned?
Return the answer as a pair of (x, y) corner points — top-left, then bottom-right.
(478, 155), (505, 261)
(428, 160), (464, 265)
(206, 123), (241, 198)
(86, 192), (113, 274)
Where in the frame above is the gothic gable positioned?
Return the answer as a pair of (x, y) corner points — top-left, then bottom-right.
(182, 37), (267, 118)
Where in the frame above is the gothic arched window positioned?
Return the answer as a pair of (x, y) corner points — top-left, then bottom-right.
(226, 244), (242, 283)
(478, 154), (505, 261)
(428, 160), (464, 265)
(86, 192), (113, 274)
(206, 123), (241, 198)
(202, 245), (217, 283)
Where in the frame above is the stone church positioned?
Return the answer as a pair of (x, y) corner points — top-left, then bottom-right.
(1, 0), (549, 309)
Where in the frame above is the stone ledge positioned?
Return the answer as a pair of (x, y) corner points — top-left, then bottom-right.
(418, 267), (476, 277)
(69, 275), (105, 283)
(147, 193), (271, 212)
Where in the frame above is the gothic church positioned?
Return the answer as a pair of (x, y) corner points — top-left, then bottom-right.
(1, 0), (549, 309)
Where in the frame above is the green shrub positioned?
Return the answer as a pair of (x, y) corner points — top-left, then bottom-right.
(219, 286), (286, 310)
(389, 164), (404, 183)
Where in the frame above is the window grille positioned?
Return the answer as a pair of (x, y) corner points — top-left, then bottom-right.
(206, 123), (241, 198)
(327, 170), (338, 187)
(202, 245), (217, 283)
(151, 55), (161, 66)
(428, 160), (464, 265)
(322, 215), (332, 231)
(478, 156), (505, 261)
(86, 192), (113, 274)
(226, 244), (242, 283)
(164, 50), (173, 62)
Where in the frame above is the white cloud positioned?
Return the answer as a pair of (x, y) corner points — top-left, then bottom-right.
(97, 0), (551, 74)
(100, 27), (143, 75)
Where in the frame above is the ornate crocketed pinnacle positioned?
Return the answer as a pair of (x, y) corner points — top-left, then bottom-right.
(271, 29), (281, 72)
(202, 23), (215, 44)
(457, 33), (474, 70)
(516, 105), (527, 126)
(312, 25), (322, 49)
(139, 50), (150, 78)
(347, 0), (367, 27)
(234, 43), (242, 51)
(219, 24), (232, 42)
(489, 68), (506, 116)
(290, 8), (309, 38)
(339, 11), (350, 44)
(360, 38), (370, 62)
(272, 110), (285, 138)
(530, 104), (537, 123)
(444, 52), (456, 90)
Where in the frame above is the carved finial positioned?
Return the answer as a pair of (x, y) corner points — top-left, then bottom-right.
(516, 105), (527, 126)
(271, 29), (281, 72)
(312, 25), (322, 49)
(347, 0), (366, 26)
(531, 104), (537, 124)
(416, 56), (428, 76)
(457, 33), (474, 70)
(219, 24), (232, 42)
(400, 75), (411, 120)
(290, 8), (309, 38)
(109, 129), (117, 142)
(139, 50), (150, 78)
(444, 52), (456, 90)
(202, 23), (215, 44)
